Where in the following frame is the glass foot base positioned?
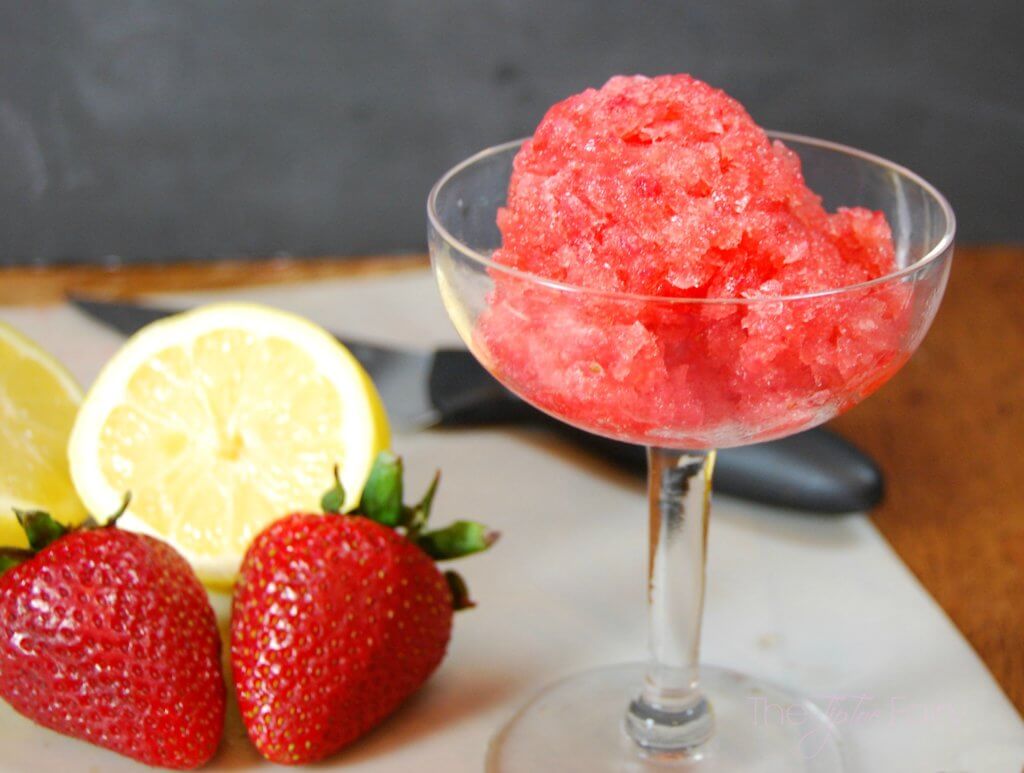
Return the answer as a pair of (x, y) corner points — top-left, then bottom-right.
(487, 664), (846, 772)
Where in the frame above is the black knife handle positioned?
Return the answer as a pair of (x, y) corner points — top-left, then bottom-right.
(541, 420), (883, 513)
(714, 430), (884, 513)
(428, 349), (533, 425)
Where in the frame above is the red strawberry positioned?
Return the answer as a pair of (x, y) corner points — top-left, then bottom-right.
(231, 453), (496, 764)
(0, 506), (225, 769)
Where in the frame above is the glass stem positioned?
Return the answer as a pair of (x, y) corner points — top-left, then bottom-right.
(625, 447), (716, 753)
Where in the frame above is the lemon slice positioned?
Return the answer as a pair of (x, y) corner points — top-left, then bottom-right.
(68, 303), (390, 586)
(0, 322), (87, 547)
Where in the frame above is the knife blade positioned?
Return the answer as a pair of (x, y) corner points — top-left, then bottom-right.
(69, 296), (883, 513)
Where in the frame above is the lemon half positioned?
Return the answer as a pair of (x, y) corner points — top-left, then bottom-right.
(0, 322), (87, 546)
(68, 304), (390, 586)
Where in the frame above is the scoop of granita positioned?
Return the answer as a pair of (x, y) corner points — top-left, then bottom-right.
(494, 74), (894, 299)
(478, 75), (908, 446)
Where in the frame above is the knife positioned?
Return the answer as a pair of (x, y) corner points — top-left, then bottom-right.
(69, 296), (883, 513)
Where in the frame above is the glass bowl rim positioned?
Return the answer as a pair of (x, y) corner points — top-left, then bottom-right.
(426, 131), (956, 306)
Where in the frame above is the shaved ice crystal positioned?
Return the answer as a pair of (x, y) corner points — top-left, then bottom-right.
(478, 74), (910, 446)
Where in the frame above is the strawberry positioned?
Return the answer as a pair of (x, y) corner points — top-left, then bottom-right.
(231, 452), (497, 765)
(0, 502), (225, 769)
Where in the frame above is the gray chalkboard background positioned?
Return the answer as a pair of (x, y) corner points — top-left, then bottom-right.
(0, 1), (1020, 265)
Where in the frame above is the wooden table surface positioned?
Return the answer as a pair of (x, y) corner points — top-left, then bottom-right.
(1, 246), (1021, 715)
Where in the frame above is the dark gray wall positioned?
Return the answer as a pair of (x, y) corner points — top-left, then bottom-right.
(0, 0), (1020, 265)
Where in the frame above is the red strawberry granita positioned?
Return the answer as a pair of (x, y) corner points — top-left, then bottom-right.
(477, 75), (911, 447)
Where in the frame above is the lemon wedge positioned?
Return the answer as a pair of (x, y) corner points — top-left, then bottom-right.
(0, 322), (87, 546)
(68, 303), (390, 586)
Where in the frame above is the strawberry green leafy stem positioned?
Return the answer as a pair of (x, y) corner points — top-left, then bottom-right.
(13, 508), (69, 551)
(361, 451), (404, 526)
(402, 471), (440, 539)
(0, 548), (33, 573)
(81, 491), (132, 529)
(326, 452), (499, 611)
(417, 521), (499, 560)
(2, 492), (132, 573)
(320, 465), (347, 514)
(444, 571), (475, 611)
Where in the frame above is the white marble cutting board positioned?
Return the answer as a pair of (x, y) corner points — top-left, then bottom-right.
(0, 269), (1021, 772)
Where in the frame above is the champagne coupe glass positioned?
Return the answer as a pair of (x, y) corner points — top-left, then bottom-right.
(427, 133), (954, 772)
